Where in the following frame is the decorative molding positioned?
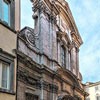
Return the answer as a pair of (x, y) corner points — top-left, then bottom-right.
(19, 27), (35, 46)
(18, 67), (58, 93)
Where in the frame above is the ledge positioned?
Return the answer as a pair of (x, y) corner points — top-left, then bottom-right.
(0, 88), (15, 95)
(0, 19), (16, 33)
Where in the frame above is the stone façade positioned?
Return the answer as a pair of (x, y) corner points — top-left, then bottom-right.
(17, 0), (87, 100)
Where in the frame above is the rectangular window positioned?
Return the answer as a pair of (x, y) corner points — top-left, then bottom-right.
(0, 60), (10, 90)
(0, 0), (10, 25)
(3, 0), (10, 24)
(96, 96), (100, 100)
(61, 46), (66, 67)
(95, 86), (99, 91)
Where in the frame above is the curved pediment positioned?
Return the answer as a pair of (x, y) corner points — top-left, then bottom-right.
(57, 67), (80, 88)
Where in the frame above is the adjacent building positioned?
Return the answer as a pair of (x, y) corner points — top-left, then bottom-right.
(17, 0), (88, 100)
(0, 0), (19, 100)
(85, 81), (100, 100)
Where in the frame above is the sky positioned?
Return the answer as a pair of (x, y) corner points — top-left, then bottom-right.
(67, 0), (100, 83)
(21, 0), (100, 83)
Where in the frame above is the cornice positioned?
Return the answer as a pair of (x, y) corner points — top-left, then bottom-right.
(55, 1), (83, 46)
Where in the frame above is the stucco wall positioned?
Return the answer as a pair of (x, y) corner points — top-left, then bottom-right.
(0, 24), (16, 55)
(0, 93), (15, 100)
(0, 24), (17, 100)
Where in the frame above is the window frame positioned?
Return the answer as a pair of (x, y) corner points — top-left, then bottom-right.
(0, 50), (15, 94)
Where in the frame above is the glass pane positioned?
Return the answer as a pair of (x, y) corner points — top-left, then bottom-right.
(2, 62), (9, 89)
(3, 1), (9, 24)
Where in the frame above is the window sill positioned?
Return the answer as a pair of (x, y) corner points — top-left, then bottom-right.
(0, 88), (15, 95)
(0, 19), (16, 33)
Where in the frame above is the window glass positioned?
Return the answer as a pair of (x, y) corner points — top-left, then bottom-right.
(3, 1), (10, 24)
(0, 61), (10, 89)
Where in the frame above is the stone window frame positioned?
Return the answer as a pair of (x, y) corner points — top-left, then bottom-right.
(0, 50), (15, 94)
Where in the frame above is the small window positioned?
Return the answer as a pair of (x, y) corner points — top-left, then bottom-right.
(61, 46), (66, 67)
(0, 61), (10, 90)
(95, 86), (99, 91)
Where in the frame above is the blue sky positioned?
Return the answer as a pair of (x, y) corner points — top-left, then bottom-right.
(67, 0), (100, 83)
(21, 0), (100, 83)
